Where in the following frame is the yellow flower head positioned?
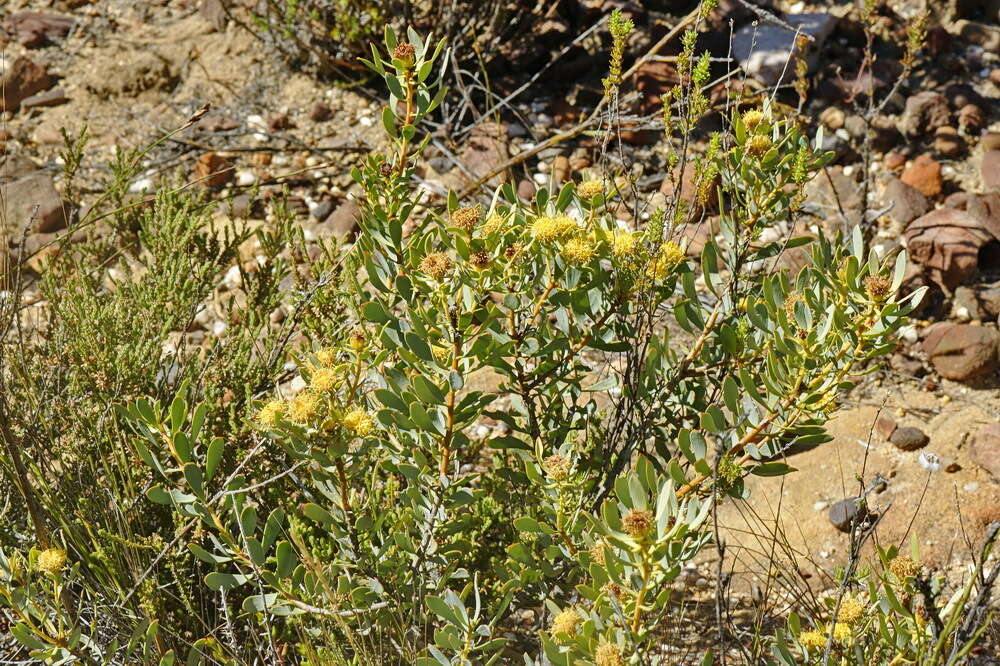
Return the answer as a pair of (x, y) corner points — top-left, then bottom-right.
(342, 409), (375, 437)
(611, 231), (638, 259)
(310, 367), (339, 393)
(37, 548), (67, 575)
(562, 236), (596, 265)
(420, 252), (453, 281)
(742, 109), (765, 130)
(470, 250), (491, 270)
(864, 274), (892, 301)
(837, 596), (865, 625)
(889, 555), (920, 580)
(551, 608), (580, 639)
(833, 622), (852, 644)
(530, 215), (577, 243)
(646, 242), (685, 280)
(432, 344), (451, 365)
(577, 180), (604, 200)
(748, 133), (772, 156)
(602, 582), (623, 599)
(543, 454), (571, 481)
(315, 347), (337, 367)
(349, 330), (366, 351)
(622, 508), (654, 539)
(504, 241), (525, 260)
(799, 630), (825, 650)
(255, 399), (286, 426)
(288, 391), (321, 423)
(594, 642), (624, 666)
(483, 214), (506, 235)
(590, 542), (607, 566)
(452, 206), (481, 233)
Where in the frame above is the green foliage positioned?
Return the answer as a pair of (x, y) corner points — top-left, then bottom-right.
(3, 6), (984, 665)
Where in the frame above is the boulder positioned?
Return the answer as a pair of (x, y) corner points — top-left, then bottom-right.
(732, 13), (838, 87)
(922, 323), (1000, 381)
(905, 208), (992, 290)
(971, 423), (1000, 478)
(882, 177), (929, 227)
(1, 173), (67, 234)
(901, 155), (942, 198)
(983, 151), (1000, 193)
(0, 56), (54, 112)
(900, 92), (951, 137)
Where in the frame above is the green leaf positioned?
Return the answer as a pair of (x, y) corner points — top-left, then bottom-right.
(204, 572), (249, 591)
(188, 543), (232, 564)
(204, 437), (224, 482)
(750, 462), (796, 477)
(362, 301), (392, 323)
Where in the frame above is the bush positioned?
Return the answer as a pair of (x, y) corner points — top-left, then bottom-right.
(4, 5), (993, 665)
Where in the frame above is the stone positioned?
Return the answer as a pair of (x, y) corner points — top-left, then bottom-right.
(19, 87), (68, 110)
(444, 122), (509, 189)
(876, 413), (898, 439)
(518, 179), (535, 201)
(803, 165), (861, 230)
(982, 134), (1000, 153)
(900, 92), (951, 138)
(310, 199), (334, 221)
(3, 11), (75, 48)
(193, 153), (234, 188)
(732, 13), (838, 87)
(309, 103), (332, 122)
(267, 113), (294, 131)
(883, 177), (929, 227)
(906, 209), (992, 289)
(933, 127), (965, 158)
(84, 48), (176, 98)
(901, 155), (942, 198)
(635, 60), (678, 114)
(958, 104), (984, 132)
(890, 426), (929, 451)
(1, 173), (67, 234)
(844, 114), (866, 140)
(0, 56), (54, 112)
(828, 497), (866, 533)
(321, 199), (360, 239)
(922, 323), (1000, 381)
(970, 423), (1000, 478)
(0, 153), (40, 184)
(953, 286), (986, 321)
(890, 353), (926, 377)
(819, 106), (845, 130)
(884, 152), (907, 171)
(983, 151), (1000, 192)
(952, 19), (1000, 52)
(552, 155), (571, 184)
(199, 0), (228, 31)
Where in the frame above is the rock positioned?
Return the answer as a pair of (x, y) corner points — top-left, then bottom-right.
(0, 153), (40, 184)
(19, 87), (68, 110)
(883, 177), (929, 227)
(819, 106), (845, 130)
(1, 173), (67, 234)
(952, 19), (1000, 51)
(906, 209), (992, 290)
(517, 179), (535, 201)
(309, 103), (332, 122)
(199, 0), (228, 31)
(983, 151), (1000, 192)
(953, 286), (986, 321)
(803, 165), (861, 230)
(958, 104), (985, 132)
(0, 56), (54, 112)
(311, 199), (334, 221)
(933, 127), (965, 158)
(970, 423), (1000, 478)
(267, 113), (293, 132)
(552, 155), (570, 184)
(876, 413), (898, 439)
(635, 60), (678, 114)
(84, 48), (176, 97)
(944, 83), (986, 111)
(3, 11), (75, 48)
(901, 155), (942, 198)
(900, 92), (951, 138)
(828, 497), (866, 533)
(193, 153), (234, 188)
(442, 122), (509, 189)
(884, 152), (907, 171)
(922, 323), (1000, 381)
(732, 13), (838, 87)
(321, 199), (361, 239)
(890, 353), (926, 377)
(982, 133), (1000, 153)
(844, 114), (866, 140)
(890, 426), (929, 451)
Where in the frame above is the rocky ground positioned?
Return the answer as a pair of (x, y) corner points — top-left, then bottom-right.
(3, 0), (1000, 657)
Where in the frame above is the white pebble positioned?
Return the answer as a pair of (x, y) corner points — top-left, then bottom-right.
(222, 265), (242, 290)
(236, 170), (257, 187)
(842, 165), (854, 177)
(129, 177), (154, 193)
(900, 324), (918, 343)
(211, 321), (228, 336)
(358, 116), (374, 127)
(246, 114), (266, 130)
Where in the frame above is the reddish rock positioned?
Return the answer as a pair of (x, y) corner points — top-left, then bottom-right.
(971, 423), (1000, 478)
(890, 426), (929, 451)
(635, 60), (678, 114)
(905, 208), (991, 290)
(901, 155), (943, 198)
(958, 104), (985, 132)
(3, 11), (75, 48)
(322, 199), (361, 239)
(0, 56), (54, 112)
(193, 152), (234, 188)
(983, 151), (1000, 192)
(309, 103), (332, 122)
(1, 173), (67, 234)
(883, 177), (929, 227)
(933, 127), (965, 158)
(982, 133), (1000, 152)
(884, 152), (907, 171)
(876, 413), (898, 439)
(517, 179), (535, 201)
(922, 323), (1000, 381)
(900, 91), (951, 137)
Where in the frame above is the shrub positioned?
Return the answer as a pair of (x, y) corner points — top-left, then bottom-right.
(4, 5), (985, 665)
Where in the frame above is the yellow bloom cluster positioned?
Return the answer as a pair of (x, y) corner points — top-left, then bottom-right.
(288, 392), (320, 423)
(577, 180), (604, 200)
(889, 555), (920, 580)
(530, 215), (577, 242)
(748, 134), (772, 156)
(551, 608), (580, 639)
(832, 622), (852, 644)
(482, 214), (506, 235)
(611, 231), (638, 260)
(315, 347), (337, 367)
(562, 236), (596, 265)
(622, 508), (653, 538)
(420, 252), (453, 280)
(342, 409), (375, 437)
(799, 630), (825, 649)
(37, 548), (67, 575)
(310, 367), (339, 393)
(837, 596), (865, 624)
(452, 206), (481, 232)
(594, 643), (624, 666)
(742, 109), (764, 130)
(256, 399), (286, 426)
(645, 242), (685, 280)
(470, 250), (491, 270)
(543, 454), (571, 481)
